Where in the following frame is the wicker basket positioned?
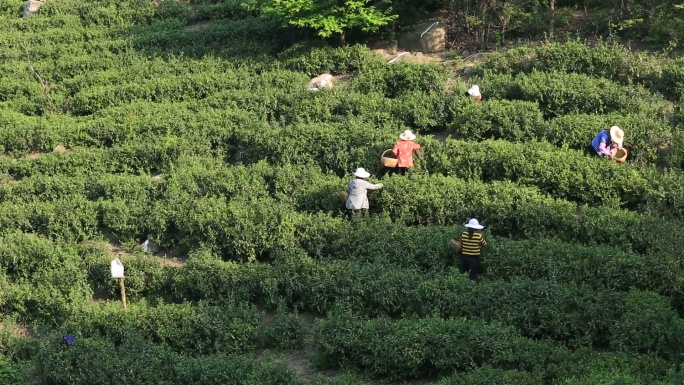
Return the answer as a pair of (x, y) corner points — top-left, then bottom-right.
(339, 191), (348, 203)
(612, 148), (628, 163)
(381, 149), (398, 168)
(449, 239), (462, 254)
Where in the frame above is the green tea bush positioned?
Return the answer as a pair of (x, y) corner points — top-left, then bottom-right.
(263, 307), (307, 351)
(477, 41), (659, 87)
(171, 252), (272, 304)
(314, 311), (673, 382)
(480, 70), (670, 118)
(0, 357), (32, 385)
(351, 61), (450, 98)
(278, 43), (384, 76)
(426, 139), (674, 211)
(446, 98), (546, 142)
(545, 112), (671, 163)
(435, 366), (543, 385)
(656, 57), (684, 101)
(610, 290), (684, 361)
(33, 333), (302, 385)
(62, 301), (261, 355)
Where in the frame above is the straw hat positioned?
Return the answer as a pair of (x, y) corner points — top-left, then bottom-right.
(610, 126), (624, 148)
(399, 130), (416, 141)
(464, 218), (484, 230)
(467, 85), (481, 97)
(354, 167), (370, 178)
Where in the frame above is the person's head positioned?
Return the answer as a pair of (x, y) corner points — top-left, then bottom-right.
(354, 167), (370, 180)
(610, 126), (624, 149)
(399, 130), (416, 141)
(464, 218), (484, 237)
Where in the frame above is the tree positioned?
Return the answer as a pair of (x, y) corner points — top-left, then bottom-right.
(259, 0), (398, 44)
(549, 0), (555, 39)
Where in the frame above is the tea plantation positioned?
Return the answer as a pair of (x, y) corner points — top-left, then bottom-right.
(2, 0), (684, 384)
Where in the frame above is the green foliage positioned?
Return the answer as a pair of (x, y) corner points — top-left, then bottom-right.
(478, 41), (659, 87)
(61, 301), (262, 355)
(0, 357), (32, 385)
(264, 307), (307, 351)
(3, 1), (684, 383)
(610, 290), (684, 361)
(278, 43), (384, 75)
(258, 0), (398, 38)
(480, 70), (670, 119)
(33, 333), (301, 385)
(435, 366), (543, 385)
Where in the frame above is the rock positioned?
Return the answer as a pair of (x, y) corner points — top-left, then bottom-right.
(22, 0), (45, 17)
(307, 73), (333, 91)
(398, 20), (447, 53)
(142, 238), (160, 253)
(153, 174), (163, 180)
(53, 144), (67, 153)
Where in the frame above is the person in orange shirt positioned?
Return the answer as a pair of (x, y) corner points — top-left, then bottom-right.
(390, 130), (421, 176)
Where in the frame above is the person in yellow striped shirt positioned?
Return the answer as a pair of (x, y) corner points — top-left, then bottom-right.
(460, 218), (487, 282)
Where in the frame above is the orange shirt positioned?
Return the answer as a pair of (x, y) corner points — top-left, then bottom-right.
(392, 140), (421, 168)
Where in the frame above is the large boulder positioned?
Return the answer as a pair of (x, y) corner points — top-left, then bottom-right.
(22, 0), (45, 17)
(307, 73), (333, 91)
(398, 20), (447, 53)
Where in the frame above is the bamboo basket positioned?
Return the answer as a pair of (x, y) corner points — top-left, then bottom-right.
(339, 191), (348, 203)
(449, 239), (462, 254)
(612, 148), (628, 163)
(381, 149), (398, 168)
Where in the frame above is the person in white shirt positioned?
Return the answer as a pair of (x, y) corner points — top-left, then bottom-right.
(345, 167), (383, 221)
(467, 85), (482, 103)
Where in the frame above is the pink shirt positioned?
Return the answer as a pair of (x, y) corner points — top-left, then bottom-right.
(392, 140), (421, 168)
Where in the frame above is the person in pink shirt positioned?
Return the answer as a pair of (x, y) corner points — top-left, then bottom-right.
(390, 130), (421, 176)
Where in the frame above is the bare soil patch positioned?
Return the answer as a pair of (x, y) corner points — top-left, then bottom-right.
(184, 20), (212, 32)
(103, 241), (187, 268)
(372, 49), (449, 64)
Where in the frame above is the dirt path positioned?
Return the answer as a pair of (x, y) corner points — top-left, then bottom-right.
(102, 241), (187, 268)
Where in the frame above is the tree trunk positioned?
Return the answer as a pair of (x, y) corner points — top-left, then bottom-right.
(338, 30), (346, 46)
(549, 0), (555, 39)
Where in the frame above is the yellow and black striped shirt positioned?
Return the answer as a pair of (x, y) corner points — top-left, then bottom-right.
(460, 231), (486, 256)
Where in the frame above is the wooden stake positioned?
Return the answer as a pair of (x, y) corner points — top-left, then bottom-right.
(118, 277), (127, 310)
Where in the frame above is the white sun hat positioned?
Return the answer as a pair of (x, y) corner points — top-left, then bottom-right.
(609, 125), (624, 148)
(467, 85), (481, 97)
(464, 218), (484, 230)
(399, 130), (416, 141)
(354, 167), (371, 178)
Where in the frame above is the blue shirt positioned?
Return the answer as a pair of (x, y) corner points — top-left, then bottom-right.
(591, 130), (611, 153)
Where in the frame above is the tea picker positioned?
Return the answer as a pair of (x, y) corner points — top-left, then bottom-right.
(344, 167), (383, 221)
(466, 85), (482, 104)
(381, 130), (422, 176)
(449, 219), (488, 282)
(592, 126), (627, 163)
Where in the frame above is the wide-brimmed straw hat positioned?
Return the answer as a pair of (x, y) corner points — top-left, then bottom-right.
(464, 218), (484, 230)
(609, 126), (624, 148)
(399, 130), (416, 141)
(467, 85), (481, 97)
(354, 167), (371, 178)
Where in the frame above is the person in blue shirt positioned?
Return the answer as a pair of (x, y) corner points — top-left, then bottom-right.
(592, 126), (624, 157)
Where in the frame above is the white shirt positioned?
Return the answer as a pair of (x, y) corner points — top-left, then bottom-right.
(346, 178), (383, 210)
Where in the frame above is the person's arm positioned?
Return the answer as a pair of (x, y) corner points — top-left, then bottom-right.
(365, 181), (384, 190)
(480, 237), (487, 247)
(598, 141), (612, 156)
(413, 142), (422, 150)
(392, 142), (400, 157)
